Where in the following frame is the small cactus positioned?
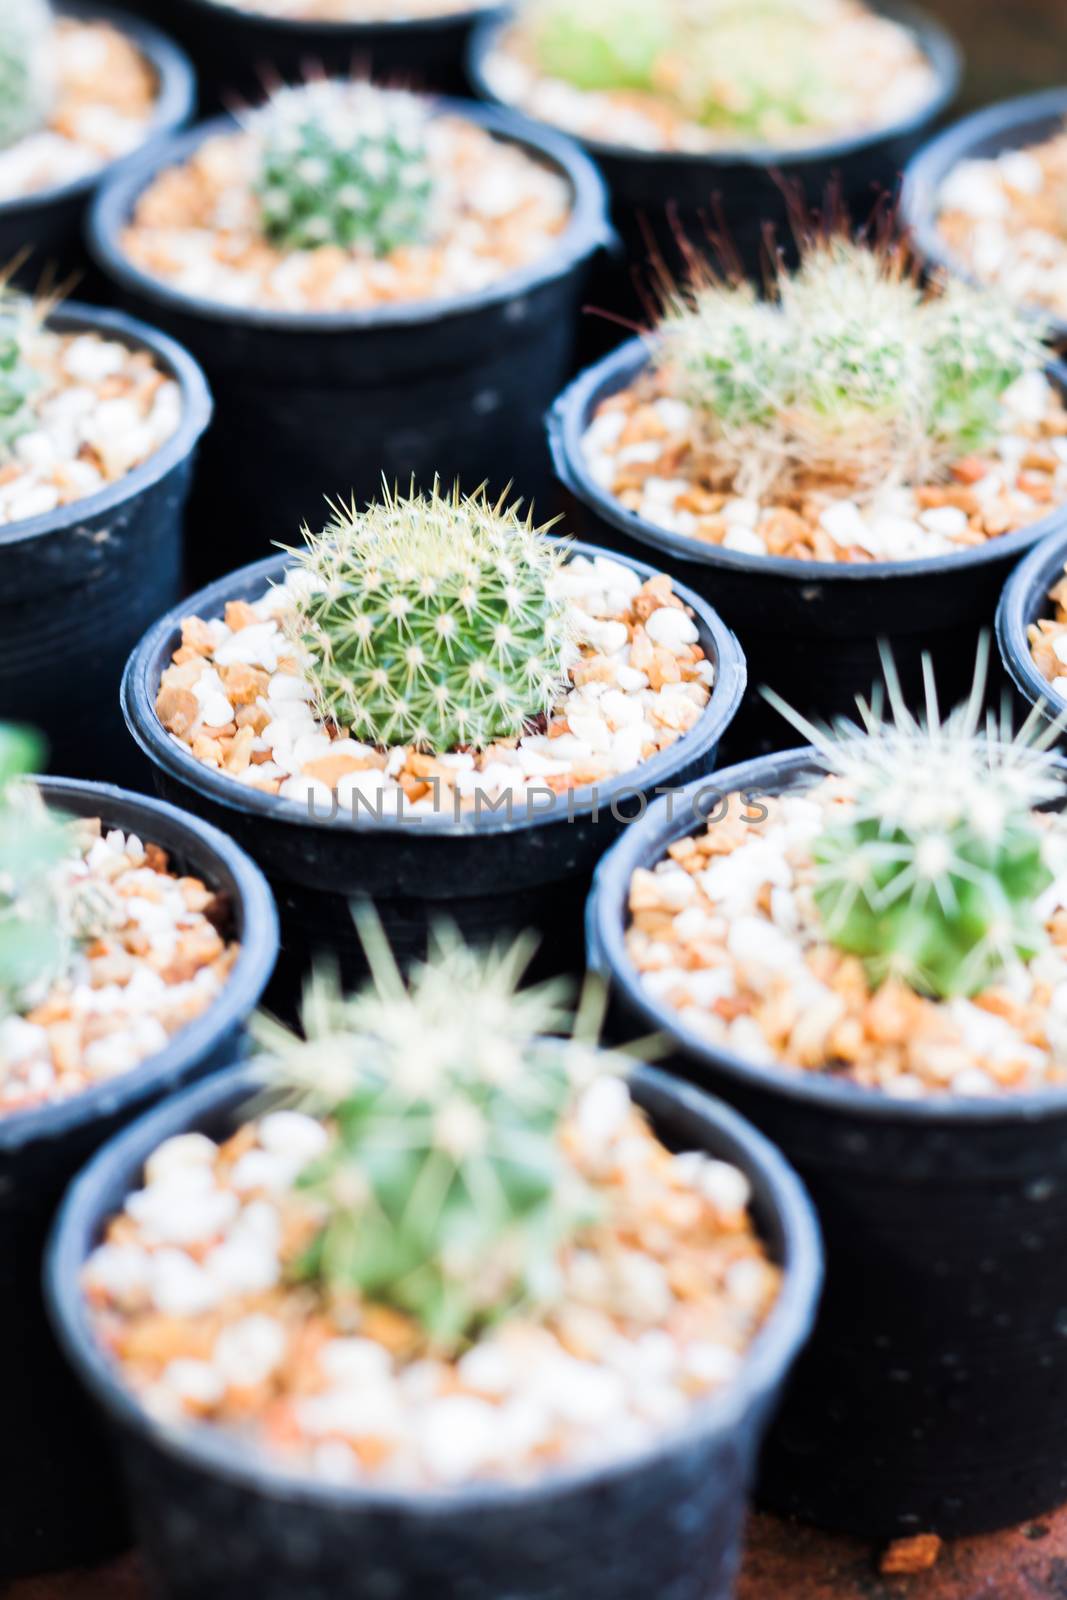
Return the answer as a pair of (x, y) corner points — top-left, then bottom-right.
(252, 918), (603, 1353)
(0, 289), (41, 457)
(0, 0), (53, 153)
(767, 646), (1065, 1000)
(653, 234), (1048, 502)
(669, 4), (828, 139)
(288, 483), (573, 753)
(528, 0), (670, 93)
(252, 81), (436, 258)
(0, 724), (70, 1018)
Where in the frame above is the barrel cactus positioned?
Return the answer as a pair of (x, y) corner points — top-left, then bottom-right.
(769, 648), (1064, 999)
(0, 0), (53, 153)
(0, 289), (41, 457)
(252, 80), (436, 257)
(253, 919), (602, 1353)
(288, 484), (573, 753)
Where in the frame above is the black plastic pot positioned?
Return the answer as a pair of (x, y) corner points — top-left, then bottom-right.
(0, 2), (194, 293)
(548, 337), (1067, 756)
(0, 778), (277, 1578)
(132, 0), (506, 108)
(46, 1054), (821, 1600)
(996, 522), (1067, 735)
(0, 301), (211, 787)
(121, 540), (745, 1006)
(88, 104), (612, 584)
(902, 87), (1067, 346)
(468, 2), (960, 343)
(587, 747), (1067, 1539)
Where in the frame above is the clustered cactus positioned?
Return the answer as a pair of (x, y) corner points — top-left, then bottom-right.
(656, 237), (1046, 501)
(253, 919), (603, 1353)
(0, 724), (69, 1018)
(252, 81), (436, 258)
(0, 0), (53, 154)
(0, 289), (41, 458)
(525, 0), (836, 141)
(768, 649), (1065, 1000)
(288, 483), (573, 753)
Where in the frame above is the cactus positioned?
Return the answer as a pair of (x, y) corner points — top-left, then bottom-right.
(0, 724), (69, 1018)
(0, 289), (41, 458)
(766, 645), (1065, 1000)
(252, 81), (436, 258)
(0, 0), (53, 153)
(669, 4), (828, 139)
(288, 483), (573, 753)
(528, 0), (671, 93)
(653, 234), (1048, 502)
(252, 917), (603, 1353)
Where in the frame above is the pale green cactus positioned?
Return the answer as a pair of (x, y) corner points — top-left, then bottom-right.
(527, 0), (671, 93)
(0, 289), (41, 458)
(252, 80), (435, 257)
(924, 277), (1047, 457)
(0, 724), (69, 1017)
(766, 645), (1066, 1000)
(288, 483), (572, 754)
(0, 0), (53, 153)
(252, 918), (604, 1353)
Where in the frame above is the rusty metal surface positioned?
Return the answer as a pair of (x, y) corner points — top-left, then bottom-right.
(14, 1507), (1067, 1599)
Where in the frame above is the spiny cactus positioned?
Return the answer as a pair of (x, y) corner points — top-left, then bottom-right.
(653, 235), (1048, 502)
(0, 0), (53, 153)
(252, 917), (603, 1353)
(0, 724), (69, 1018)
(528, 0), (670, 93)
(252, 81), (436, 258)
(669, 4), (828, 139)
(766, 645), (1065, 1000)
(288, 483), (573, 753)
(0, 289), (41, 458)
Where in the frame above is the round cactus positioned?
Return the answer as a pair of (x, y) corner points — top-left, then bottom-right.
(0, 290), (41, 457)
(252, 81), (436, 258)
(656, 278), (785, 432)
(768, 647), (1064, 999)
(0, 724), (70, 1018)
(289, 484), (573, 754)
(924, 277), (1047, 457)
(253, 916), (603, 1353)
(528, 0), (671, 92)
(0, 0), (53, 153)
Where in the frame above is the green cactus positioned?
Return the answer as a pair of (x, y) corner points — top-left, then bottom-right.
(0, 0), (53, 153)
(924, 277), (1047, 457)
(289, 483), (572, 754)
(252, 81), (435, 258)
(0, 289), (41, 457)
(767, 645), (1064, 1000)
(252, 917), (603, 1353)
(672, 4), (828, 139)
(0, 724), (70, 1017)
(657, 277), (785, 432)
(528, 0), (671, 93)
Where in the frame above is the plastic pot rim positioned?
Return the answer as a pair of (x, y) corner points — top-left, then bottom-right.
(0, 0), (195, 224)
(45, 1054), (822, 1516)
(586, 744), (1067, 1128)
(901, 86), (1067, 347)
(548, 335), (1067, 584)
(158, 0), (506, 40)
(0, 299), (212, 552)
(87, 100), (613, 333)
(120, 538), (747, 839)
(466, 0), (960, 174)
(996, 524), (1067, 721)
(0, 777), (278, 1156)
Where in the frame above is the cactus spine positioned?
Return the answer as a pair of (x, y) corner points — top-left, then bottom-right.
(253, 918), (602, 1353)
(252, 80), (436, 257)
(288, 483), (573, 753)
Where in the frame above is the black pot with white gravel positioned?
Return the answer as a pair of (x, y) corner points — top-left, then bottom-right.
(0, 1), (194, 290)
(468, 0), (959, 334)
(46, 1047), (821, 1600)
(0, 776), (277, 1577)
(549, 330), (1067, 751)
(587, 733), (1067, 1539)
(996, 523), (1067, 736)
(87, 83), (612, 583)
(121, 501), (746, 1004)
(0, 298), (211, 785)
(136, 0), (506, 108)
